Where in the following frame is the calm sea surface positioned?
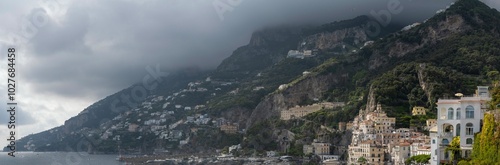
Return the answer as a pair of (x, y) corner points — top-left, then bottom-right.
(0, 152), (124, 165)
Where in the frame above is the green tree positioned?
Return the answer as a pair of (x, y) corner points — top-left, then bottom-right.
(221, 146), (229, 154)
(446, 136), (461, 165)
(357, 157), (367, 164)
(470, 113), (498, 164)
(405, 154), (430, 165)
(490, 86), (500, 110)
(487, 70), (500, 86)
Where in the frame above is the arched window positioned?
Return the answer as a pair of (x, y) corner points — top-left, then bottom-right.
(456, 108), (461, 119)
(466, 123), (474, 135)
(442, 139), (449, 145)
(466, 105), (474, 119)
(448, 108), (454, 120)
(444, 124), (453, 133)
(456, 124), (461, 136)
(466, 138), (473, 144)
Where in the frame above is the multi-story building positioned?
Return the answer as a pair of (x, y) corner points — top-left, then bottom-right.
(362, 140), (385, 165)
(313, 142), (331, 155)
(220, 124), (238, 134)
(426, 119), (437, 130)
(378, 133), (401, 145)
(412, 106), (427, 116)
(390, 142), (411, 165)
(416, 146), (431, 156)
(430, 86), (491, 165)
(303, 141), (332, 155)
(349, 140), (385, 165)
(410, 142), (431, 157)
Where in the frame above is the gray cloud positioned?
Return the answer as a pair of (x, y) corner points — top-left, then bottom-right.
(4, 0), (500, 138)
(0, 92), (36, 126)
(21, 0), (459, 98)
(29, 7), (91, 56)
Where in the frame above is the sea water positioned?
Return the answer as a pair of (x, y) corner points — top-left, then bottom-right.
(0, 152), (124, 165)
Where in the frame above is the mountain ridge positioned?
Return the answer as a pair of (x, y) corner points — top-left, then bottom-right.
(8, 1), (500, 160)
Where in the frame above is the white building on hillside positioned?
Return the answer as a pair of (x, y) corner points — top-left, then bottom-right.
(430, 86), (491, 165)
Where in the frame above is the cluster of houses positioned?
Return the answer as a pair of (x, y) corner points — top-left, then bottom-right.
(186, 114), (211, 125)
(346, 103), (432, 165)
(91, 76), (246, 149)
(344, 86), (492, 165)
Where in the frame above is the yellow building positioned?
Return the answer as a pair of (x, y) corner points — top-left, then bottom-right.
(411, 106), (427, 116)
(220, 124), (238, 134)
(426, 119), (437, 130)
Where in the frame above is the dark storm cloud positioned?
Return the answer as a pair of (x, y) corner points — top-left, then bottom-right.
(22, 0), (460, 101)
(29, 7), (91, 56)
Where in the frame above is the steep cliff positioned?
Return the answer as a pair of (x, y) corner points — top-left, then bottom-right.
(299, 16), (371, 51)
(214, 27), (302, 78)
(300, 26), (368, 51)
(247, 73), (340, 128)
(12, 0), (500, 156)
(246, 0), (500, 139)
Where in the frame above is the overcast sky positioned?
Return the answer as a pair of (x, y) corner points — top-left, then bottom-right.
(0, 0), (498, 142)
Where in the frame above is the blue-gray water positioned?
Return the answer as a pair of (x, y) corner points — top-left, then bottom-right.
(0, 152), (124, 165)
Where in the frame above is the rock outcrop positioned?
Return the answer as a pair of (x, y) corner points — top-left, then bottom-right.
(247, 73), (339, 128)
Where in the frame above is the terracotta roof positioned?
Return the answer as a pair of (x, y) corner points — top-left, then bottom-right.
(399, 142), (411, 146)
(360, 140), (374, 144)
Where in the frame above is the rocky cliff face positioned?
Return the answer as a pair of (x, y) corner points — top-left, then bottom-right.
(17, 0), (500, 154)
(364, 85), (377, 114)
(63, 114), (89, 133)
(368, 14), (471, 70)
(248, 27), (302, 47)
(248, 0), (500, 132)
(215, 27), (302, 76)
(247, 73), (340, 128)
(417, 63), (434, 105)
(300, 26), (368, 51)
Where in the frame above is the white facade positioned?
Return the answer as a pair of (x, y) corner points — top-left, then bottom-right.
(430, 86), (490, 165)
(391, 143), (411, 165)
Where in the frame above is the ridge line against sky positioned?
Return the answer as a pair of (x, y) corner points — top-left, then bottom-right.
(0, 0), (498, 141)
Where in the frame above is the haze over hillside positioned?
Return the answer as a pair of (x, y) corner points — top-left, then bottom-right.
(0, 0), (467, 141)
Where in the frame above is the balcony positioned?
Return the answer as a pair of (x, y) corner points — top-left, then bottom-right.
(440, 132), (453, 138)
